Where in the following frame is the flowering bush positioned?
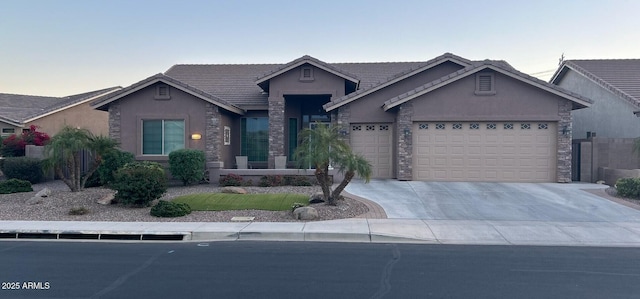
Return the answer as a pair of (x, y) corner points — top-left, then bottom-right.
(1, 125), (50, 157)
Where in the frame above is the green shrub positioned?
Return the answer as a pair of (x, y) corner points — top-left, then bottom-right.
(2, 156), (43, 183)
(616, 177), (640, 199)
(259, 175), (284, 187)
(284, 175), (313, 186)
(98, 150), (135, 186)
(150, 200), (192, 217)
(219, 173), (244, 186)
(0, 178), (33, 194)
(112, 161), (167, 207)
(168, 149), (206, 186)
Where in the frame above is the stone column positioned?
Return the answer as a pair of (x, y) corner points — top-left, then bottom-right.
(557, 100), (572, 183)
(205, 103), (221, 162)
(336, 104), (351, 143)
(397, 103), (413, 180)
(268, 96), (285, 168)
(108, 104), (121, 144)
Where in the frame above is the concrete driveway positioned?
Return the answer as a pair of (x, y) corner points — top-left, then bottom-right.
(345, 180), (640, 222)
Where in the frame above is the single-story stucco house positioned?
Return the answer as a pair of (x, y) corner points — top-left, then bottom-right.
(550, 58), (640, 182)
(91, 53), (592, 183)
(0, 87), (121, 137)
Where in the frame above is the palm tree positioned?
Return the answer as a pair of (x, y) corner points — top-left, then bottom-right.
(43, 126), (118, 192)
(331, 152), (372, 201)
(294, 123), (371, 205)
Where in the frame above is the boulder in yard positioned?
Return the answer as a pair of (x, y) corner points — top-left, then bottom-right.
(221, 186), (247, 194)
(35, 187), (51, 198)
(26, 196), (44, 205)
(293, 206), (319, 220)
(309, 192), (325, 204)
(97, 191), (116, 205)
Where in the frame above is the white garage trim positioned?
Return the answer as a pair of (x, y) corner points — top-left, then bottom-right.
(413, 122), (557, 182)
(350, 123), (393, 179)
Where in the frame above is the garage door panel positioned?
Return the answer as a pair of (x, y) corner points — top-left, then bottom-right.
(413, 122), (556, 182)
(351, 123), (393, 179)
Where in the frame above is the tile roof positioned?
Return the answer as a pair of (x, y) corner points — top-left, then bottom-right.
(255, 55), (360, 89)
(165, 60), (428, 108)
(324, 52), (472, 111)
(91, 73), (244, 115)
(0, 87), (120, 125)
(383, 60), (592, 111)
(551, 59), (640, 109)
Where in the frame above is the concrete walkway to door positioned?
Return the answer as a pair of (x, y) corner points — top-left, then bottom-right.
(345, 180), (640, 222)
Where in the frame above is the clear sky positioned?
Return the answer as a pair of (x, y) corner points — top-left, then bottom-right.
(1, 0), (639, 96)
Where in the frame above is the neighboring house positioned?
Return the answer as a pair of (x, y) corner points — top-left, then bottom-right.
(551, 59), (640, 182)
(0, 87), (121, 137)
(92, 53), (591, 183)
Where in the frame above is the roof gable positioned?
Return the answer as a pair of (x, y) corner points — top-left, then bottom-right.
(255, 55), (360, 91)
(324, 52), (471, 111)
(0, 87), (120, 125)
(551, 59), (640, 110)
(91, 74), (245, 115)
(383, 61), (592, 111)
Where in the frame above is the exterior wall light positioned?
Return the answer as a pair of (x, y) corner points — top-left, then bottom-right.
(191, 133), (202, 140)
(561, 126), (571, 136)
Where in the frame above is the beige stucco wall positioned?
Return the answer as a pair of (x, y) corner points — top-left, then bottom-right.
(26, 101), (109, 136)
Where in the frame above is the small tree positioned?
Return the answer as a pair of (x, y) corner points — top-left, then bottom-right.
(168, 149), (206, 186)
(294, 123), (372, 205)
(43, 126), (118, 192)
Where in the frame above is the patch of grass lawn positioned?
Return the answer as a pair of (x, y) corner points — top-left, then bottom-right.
(171, 193), (308, 211)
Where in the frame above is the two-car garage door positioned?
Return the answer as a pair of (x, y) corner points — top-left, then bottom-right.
(413, 122), (557, 182)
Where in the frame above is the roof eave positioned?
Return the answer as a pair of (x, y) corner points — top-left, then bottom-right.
(255, 60), (360, 87)
(325, 56), (472, 112)
(383, 64), (592, 111)
(91, 76), (245, 115)
(23, 88), (122, 123)
(0, 116), (23, 127)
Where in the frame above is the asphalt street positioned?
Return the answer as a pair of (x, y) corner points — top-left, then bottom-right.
(1, 241), (640, 299)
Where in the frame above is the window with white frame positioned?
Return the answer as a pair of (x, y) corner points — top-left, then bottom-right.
(1, 128), (15, 136)
(142, 120), (184, 155)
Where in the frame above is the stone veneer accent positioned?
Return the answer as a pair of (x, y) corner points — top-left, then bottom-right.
(557, 99), (573, 183)
(205, 103), (221, 162)
(335, 104), (351, 141)
(268, 97), (285, 168)
(108, 104), (121, 144)
(397, 103), (413, 180)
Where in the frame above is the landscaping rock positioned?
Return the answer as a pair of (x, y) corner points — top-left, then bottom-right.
(293, 206), (318, 220)
(309, 192), (325, 204)
(26, 196), (44, 205)
(35, 187), (51, 198)
(221, 186), (247, 194)
(97, 191), (116, 205)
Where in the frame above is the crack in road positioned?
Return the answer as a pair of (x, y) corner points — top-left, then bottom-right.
(90, 250), (166, 298)
(371, 244), (401, 299)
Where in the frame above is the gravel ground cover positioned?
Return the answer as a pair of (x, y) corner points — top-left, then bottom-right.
(0, 181), (369, 222)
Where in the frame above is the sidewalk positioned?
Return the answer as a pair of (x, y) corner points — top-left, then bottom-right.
(3, 218), (640, 247)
